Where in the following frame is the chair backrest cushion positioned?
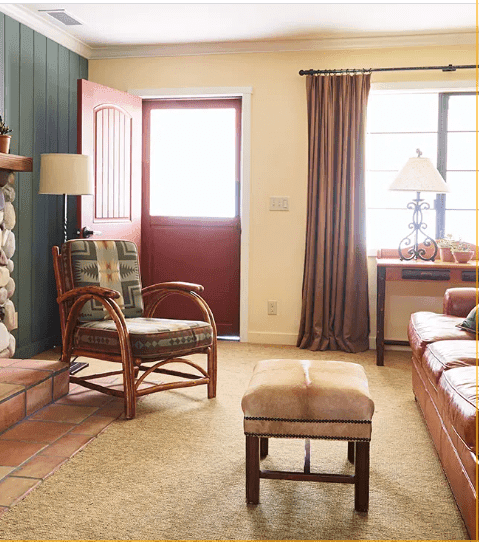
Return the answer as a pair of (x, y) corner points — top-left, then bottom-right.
(62, 239), (144, 321)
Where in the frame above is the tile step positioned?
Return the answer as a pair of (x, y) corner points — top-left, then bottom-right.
(0, 359), (70, 434)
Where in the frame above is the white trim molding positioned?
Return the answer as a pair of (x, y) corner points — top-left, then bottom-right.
(90, 32), (477, 60)
(130, 86), (253, 342)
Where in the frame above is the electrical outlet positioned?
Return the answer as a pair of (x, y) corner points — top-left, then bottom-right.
(267, 300), (278, 315)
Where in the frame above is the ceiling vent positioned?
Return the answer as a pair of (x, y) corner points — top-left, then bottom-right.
(40, 9), (82, 26)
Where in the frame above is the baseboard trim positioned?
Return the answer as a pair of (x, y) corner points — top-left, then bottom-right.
(247, 332), (298, 345)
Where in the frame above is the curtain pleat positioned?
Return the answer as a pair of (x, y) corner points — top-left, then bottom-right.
(297, 74), (371, 353)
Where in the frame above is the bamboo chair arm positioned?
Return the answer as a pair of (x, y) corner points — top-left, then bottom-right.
(142, 282), (204, 296)
(57, 285), (121, 305)
(142, 285), (216, 331)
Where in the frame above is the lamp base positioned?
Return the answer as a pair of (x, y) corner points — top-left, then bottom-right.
(398, 192), (438, 261)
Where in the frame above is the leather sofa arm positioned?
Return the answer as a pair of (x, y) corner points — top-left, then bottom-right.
(443, 287), (477, 317)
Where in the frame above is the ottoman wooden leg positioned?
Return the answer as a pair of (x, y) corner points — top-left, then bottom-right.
(260, 437), (269, 459)
(348, 441), (355, 464)
(354, 441), (370, 512)
(246, 435), (260, 504)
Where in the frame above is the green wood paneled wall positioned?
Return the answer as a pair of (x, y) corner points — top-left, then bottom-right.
(0, 13), (88, 357)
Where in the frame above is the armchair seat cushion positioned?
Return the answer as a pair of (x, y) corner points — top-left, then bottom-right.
(74, 317), (213, 359)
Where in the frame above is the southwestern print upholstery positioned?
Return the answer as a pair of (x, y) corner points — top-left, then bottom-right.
(74, 318), (213, 358)
(62, 239), (143, 321)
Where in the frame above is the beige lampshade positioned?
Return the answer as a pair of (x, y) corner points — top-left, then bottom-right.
(39, 153), (94, 195)
(389, 153), (449, 193)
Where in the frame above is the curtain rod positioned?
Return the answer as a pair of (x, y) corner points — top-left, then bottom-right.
(299, 64), (477, 76)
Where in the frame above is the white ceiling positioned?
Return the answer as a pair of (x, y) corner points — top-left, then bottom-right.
(0, 2), (476, 59)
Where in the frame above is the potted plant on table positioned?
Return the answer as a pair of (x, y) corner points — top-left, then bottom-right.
(450, 239), (475, 263)
(436, 235), (455, 262)
(0, 116), (12, 154)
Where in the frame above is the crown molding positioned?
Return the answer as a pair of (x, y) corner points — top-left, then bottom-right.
(0, 4), (92, 58)
(89, 31), (476, 60)
(0, 4), (475, 61)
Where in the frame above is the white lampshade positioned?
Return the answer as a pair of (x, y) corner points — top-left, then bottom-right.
(39, 153), (94, 195)
(389, 152), (449, 193)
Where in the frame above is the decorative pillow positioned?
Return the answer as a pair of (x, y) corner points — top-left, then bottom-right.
(457, 305), (478, 334)
(63, 239), (144, 322)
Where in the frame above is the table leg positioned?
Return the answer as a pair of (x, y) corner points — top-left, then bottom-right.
(376, 266), (386, 366)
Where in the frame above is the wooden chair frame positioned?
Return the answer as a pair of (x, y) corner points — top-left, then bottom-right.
(52, 245), (217, 419)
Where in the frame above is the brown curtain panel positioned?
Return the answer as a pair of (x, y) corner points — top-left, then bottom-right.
(297, 73), (371, 353)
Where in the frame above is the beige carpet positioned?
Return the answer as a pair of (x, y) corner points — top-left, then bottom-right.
(0, 342), (469, 540)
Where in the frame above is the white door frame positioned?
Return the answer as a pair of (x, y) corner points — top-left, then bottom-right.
(130, 86), (252, 342)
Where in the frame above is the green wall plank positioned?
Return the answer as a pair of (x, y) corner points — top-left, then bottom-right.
(4, 16), (20, 155)
(17, 24), (34, 349)
(31, 31), (48, 346)
(68, 52), (80, 236)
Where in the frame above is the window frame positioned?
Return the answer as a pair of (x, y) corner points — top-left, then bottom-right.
(366, 89), (475, 251)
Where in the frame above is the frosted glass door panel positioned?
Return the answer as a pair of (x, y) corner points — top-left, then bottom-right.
(150, 108), (237, 218)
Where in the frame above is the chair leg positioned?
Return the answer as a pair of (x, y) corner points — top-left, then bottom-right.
(207, 345), (217, 399)
(121, 352), (137, 420)
(260, 437), (268, 459)
(354, 441), (370, 512)
(348, 441), (355, 464)
(246, 435), (260, 504)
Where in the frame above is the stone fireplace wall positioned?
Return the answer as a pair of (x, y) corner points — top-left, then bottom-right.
(0, 171), (16, 357)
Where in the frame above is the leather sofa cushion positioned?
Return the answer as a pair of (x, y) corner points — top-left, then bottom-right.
(408, 312), (474, 359)
(437, 366), (477, 453)
(423, 341), (477, 389)
(241, 359), (374, 440)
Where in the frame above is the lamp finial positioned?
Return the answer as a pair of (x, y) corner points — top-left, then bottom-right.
(416, 148), (422, 158)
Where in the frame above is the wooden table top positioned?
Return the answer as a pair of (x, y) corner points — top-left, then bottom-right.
(376, 258), (478, 270)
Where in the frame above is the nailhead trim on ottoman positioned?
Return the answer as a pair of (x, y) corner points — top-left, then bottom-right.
(241, 359), (375, 512)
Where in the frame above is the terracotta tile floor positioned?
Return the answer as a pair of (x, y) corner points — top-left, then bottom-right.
(0, 351), (125, 518)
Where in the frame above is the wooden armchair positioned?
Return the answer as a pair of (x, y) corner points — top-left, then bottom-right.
(52, 239), (217, 419)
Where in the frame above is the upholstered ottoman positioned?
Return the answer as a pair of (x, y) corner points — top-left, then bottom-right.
(241, 359), (375, 512)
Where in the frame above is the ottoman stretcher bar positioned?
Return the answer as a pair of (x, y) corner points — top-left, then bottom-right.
(241, 359), (375, 512)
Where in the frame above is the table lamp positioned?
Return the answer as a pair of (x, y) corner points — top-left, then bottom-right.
(39, 153), (94, 244)
(389, 149), (449, 261)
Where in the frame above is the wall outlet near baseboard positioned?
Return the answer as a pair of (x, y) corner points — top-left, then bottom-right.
(267, 300), (278, 315)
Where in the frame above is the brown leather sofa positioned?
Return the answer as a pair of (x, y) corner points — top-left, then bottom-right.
(408, 287), (477, 539)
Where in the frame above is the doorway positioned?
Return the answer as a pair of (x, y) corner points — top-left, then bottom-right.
(142, 97), (242, 338)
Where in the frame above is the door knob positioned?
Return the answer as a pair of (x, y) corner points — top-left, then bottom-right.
(76, 226), (102, 238)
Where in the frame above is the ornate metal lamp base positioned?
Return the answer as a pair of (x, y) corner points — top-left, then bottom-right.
(398, 192), (438, 261)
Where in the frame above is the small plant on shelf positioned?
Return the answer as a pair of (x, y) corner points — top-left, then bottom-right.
(436, 234), (454, 249)
(450, 240), (471, 253)
(0, 116), (12, 136)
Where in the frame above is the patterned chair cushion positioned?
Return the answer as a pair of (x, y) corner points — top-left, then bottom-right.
(73, 317), (213, 359)
(62, 239), (144, 322)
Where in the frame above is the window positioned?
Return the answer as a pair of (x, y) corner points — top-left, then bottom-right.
(147, 99), (240, 219)
(366, 91), (475, 250)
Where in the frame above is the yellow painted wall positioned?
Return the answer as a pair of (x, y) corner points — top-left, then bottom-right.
(89, 44), (476, 347)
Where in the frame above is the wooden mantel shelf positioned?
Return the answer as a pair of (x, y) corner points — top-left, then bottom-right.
(0, 153), (33, 172)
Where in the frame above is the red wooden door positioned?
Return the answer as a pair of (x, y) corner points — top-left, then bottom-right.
(77, 79), (142, 247)
(142, 98), (241, 337)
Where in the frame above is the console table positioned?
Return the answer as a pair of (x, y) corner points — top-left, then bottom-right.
(376, 253), (477, 366)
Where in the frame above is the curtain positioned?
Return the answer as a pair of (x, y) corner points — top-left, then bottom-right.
(297, 73), (371, 353)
